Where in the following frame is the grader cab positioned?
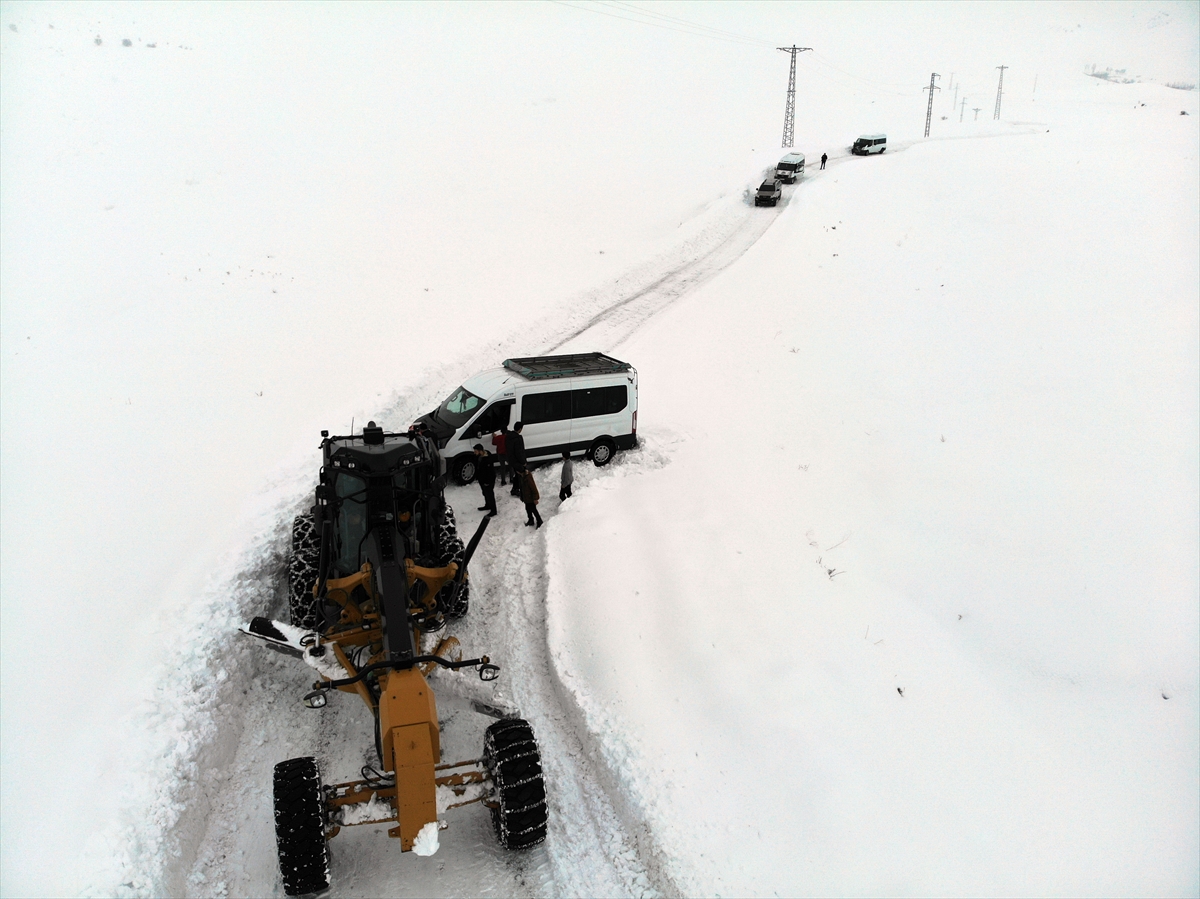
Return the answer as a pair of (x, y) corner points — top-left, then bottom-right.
(243, 422), (548, 895)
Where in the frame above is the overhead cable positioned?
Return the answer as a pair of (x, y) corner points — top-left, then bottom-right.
(600, 0), (775, 47)
(548, 0), (768, 47)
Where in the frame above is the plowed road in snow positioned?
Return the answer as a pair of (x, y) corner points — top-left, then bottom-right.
(176, 185), (786, 899)
(160, 128), (1045, 899)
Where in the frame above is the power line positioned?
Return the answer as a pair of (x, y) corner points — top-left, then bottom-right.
(600, 0), (774, 47)
(548, 0), (768, 47)
(791, 56), (915, 100)
(806, 51), (915, 95)
(549, 1), (926, 109)
(778, 46), (812, 148)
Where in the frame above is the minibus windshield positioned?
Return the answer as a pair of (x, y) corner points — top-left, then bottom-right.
(433, 385), (485, 428)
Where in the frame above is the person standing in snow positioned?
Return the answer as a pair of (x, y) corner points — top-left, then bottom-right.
(491, 429), (508, 486)
(473, 444), (497, 516)
(559, 451), (574, 501)
(520, 469), (543, 528)
(506, 422), (527, 497)
(820, 152), (828, 170)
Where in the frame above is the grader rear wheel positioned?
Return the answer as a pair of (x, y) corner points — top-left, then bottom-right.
(273, 757), (331, 897)
(483, 718), (548, 849)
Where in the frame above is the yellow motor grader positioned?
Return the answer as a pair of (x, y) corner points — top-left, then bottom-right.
(243, 421), (547, 896)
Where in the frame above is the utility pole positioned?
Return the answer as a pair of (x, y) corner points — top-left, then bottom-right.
(777, 45), (812, 148)
(973, 107), (982, 121)
(994, 65), (1008, 119)
(959, 97), (967, 122)
(923, 72), (940, 138)
(953, 82), (959, 113)
(1033, 73), (1038, 94)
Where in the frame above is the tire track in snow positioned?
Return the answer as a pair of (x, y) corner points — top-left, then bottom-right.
(463, 499), (660, 897)
(549, 193), (785, 354)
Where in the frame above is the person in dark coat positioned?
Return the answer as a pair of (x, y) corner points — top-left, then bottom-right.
(473, 444), (497, 515)
(559, 451), (574, 501)
(506, 422), (526, 496)
(520, 468), (543, 528)
(491, 429), (508, 486)
(820, 152), (828, 170)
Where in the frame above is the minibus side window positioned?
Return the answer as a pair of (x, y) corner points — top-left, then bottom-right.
(603, 385), (628, 414)
(572, 385), (627, 418)
(522, 390), (572, 423)
(572, 388), (604, 418)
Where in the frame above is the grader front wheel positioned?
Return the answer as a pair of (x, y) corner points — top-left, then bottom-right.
(287, 514), (321, 629)
(436, 505), (469, 619)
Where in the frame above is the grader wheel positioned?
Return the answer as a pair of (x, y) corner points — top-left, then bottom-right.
(483, 718), (548, 849)
(436, 505), (469, 619)
(287, 514), (321, 629)
(273, 757), (331, 896)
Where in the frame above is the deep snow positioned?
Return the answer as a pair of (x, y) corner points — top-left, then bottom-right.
(1, 2), (1197, 897)
(549, 100), (1199, 894)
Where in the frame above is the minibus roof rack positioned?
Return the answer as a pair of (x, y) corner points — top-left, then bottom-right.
(503, 352), (632, 380)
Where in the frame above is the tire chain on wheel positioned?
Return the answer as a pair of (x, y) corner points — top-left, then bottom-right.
(435, 504), (469, 618)
(273, 757), (331, 897)
(287, 514), (321, 629)
(483, 718), (548, 849)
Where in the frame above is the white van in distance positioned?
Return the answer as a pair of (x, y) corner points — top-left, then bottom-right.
(775, 152), (805, 183)
(852, 134), (887, 155)
(418, 352), (639, 484)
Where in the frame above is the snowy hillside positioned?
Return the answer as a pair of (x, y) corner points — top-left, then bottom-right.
(1, 2), (1197, 897)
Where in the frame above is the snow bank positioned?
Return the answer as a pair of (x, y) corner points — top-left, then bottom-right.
(546, 80), (1198, 896)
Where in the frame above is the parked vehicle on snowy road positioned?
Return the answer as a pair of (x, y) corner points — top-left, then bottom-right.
(419, 352), (639, 484)
(755, 178), (783, 207)
(775, 152), (805, 183)
(852, 133), (887, 155)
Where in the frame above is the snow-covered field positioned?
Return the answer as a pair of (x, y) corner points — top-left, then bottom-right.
(2, 2), (1197, 897)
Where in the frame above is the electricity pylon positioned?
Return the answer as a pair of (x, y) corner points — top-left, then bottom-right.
(778, 45), (812, 147)
(923, 73), (940, 137)
(994, 65), (1008, 119)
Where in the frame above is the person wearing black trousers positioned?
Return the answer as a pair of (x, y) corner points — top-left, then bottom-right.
(520, 468), (543, 528)
(820, 152), (828, 170)
(473, 444), (497, 515)
(559, 451), (574, 501)
(506, 422), (527, 496)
